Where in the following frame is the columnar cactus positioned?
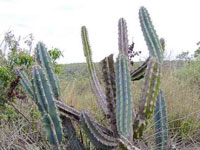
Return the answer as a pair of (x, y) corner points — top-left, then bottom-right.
(31, 65), (63, 149)
(18, 43), (84, 150)
(18, 6), (168, 150)
(116, 53), (133, 139)
(81, 6), (166, 149)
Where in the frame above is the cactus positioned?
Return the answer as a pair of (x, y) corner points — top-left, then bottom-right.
(61, 116), (85, 150)
(100, 54), (118, 136)
(16, 69), (34, 98)
(32, 65), (63, 149)
(18, 43), (85, 150)
(139, 7), (164, 63)
(115, 53), (133, 139)
(133, 57), (161, 139)
(17, 6), (169, 150)
(81, 26), (109, 115)
(118, 18), (129, 56)
(80, 111), (118, 150)
(131, 57), (150, 81)
(35, 42), (60, 99)
(154, 90), (168, 150)
(81, 9), (164, 148)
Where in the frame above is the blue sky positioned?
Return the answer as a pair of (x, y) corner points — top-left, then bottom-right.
(0, 0), (200, 63)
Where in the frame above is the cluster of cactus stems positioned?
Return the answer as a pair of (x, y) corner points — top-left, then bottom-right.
(17, 6), (168, 150)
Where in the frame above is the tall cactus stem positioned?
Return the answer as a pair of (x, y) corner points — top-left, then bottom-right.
(32, 66), (63, 146)
(154, 90), (168, 150)
(35, 42), (60, 100)
(100, 54), (118, 136)
(116, 54), (133, 139)
(139, 7), (163, 63)
(81, 26), (109, 115)
(118, 18), (129, 56)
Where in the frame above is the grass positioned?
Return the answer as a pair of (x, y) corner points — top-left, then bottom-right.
(59, 61), (200, 149)
(1, 60), (200, 149)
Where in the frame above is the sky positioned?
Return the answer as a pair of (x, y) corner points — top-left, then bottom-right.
(0, 0), (200, 63)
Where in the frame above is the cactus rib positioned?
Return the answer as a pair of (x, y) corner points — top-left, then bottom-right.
(154, 90), (168, 150)
(81, 26), (109, 115)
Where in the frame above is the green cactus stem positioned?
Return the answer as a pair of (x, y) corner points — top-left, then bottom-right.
(116, 54), (133, 139)
(131, 57), (150, 81)
(154, 90), (168, 150)
(118, 18), (129, 56)
(133, 57), (161, 139)
(139, 7), (164, 63)
(80, 112), (117, 149)
(32, 65), (63, 148)
(35, 42), (60, 100)
(81, 26), (109, 115)
(16, 68), (34, 98)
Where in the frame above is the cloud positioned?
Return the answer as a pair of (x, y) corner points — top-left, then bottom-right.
(0, 0), (200, 63)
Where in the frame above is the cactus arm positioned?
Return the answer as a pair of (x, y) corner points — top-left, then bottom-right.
(81, 26), (109, 115)
(80, 112), (117, 149)
(32, 66), (63, 147)
(118, 18), (129, 56)
(100, 54), (118, 136)
(116, 54), (133, 139)
(37, 66), (63, 142)
(35, 42), (60, 99)
(139, 7), (163, 63)
(154, 90), (168, 150)
(133, 57), (161, 139)
(55, 100), (114, 137)
(16, 69), (34, 98)
(131, 57), (150, 81)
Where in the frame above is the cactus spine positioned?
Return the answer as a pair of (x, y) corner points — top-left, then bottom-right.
(154, 90), (168, 150)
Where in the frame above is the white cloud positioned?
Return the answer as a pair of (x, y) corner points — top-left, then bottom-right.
(0, 0), (200, 63)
